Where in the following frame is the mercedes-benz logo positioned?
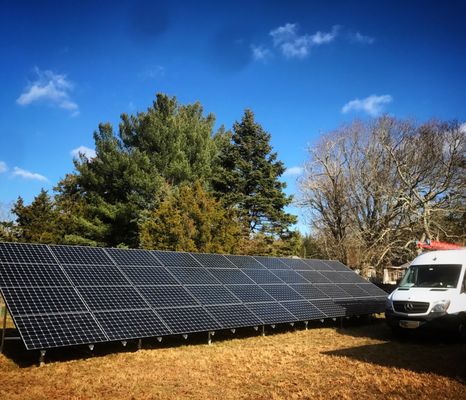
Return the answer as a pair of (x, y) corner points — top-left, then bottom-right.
(404, 302), (414, 312)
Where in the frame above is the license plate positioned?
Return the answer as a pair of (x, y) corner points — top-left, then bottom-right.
(399, 320), (420, 329)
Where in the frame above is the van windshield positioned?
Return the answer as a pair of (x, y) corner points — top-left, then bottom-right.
(399, 264), (462, 288)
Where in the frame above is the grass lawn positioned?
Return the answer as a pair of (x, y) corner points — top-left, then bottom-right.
(0, 317), (465, 400)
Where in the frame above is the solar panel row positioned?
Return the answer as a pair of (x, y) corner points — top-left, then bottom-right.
(0, 242), (386, 350)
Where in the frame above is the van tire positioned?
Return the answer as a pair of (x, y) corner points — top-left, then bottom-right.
(458, 314), (466, 341)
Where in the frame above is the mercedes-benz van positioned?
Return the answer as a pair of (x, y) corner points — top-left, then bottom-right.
(385, 249), (466, 338)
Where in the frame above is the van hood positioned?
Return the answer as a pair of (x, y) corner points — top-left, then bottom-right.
(390, 287), (457, 302)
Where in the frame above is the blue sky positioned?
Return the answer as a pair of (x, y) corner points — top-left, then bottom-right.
(1, 0), (465, 230)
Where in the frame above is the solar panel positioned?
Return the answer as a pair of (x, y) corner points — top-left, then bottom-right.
(169, 267), (220, 285)
(337, 284), (371, 298)
(253, 256), (288, 269)
(310, 299), (346, 318)
(106, 248), (160, 266)
(338, 272), (368, 284)
(120, 266), (179, 286)
(208, 268), (254, 284)
(271, 270), (309, 284)
(186, 285), (240, 305)
(281, 300), (326, 320)
(224, 255), (265, 269)
(139, 286), (199, 308)
(156, 306), (221, 334)
(260, 284), (304, 301)
(313, 284), (351, 299)
(1, 287), (87, 316)
(289, 284), (328, 300)
(191, 253), (235, 268)
(77, 286), (148, 311)
(245, 302), (296, 324)
(50, 245), (113, 265)
(151, 251), (200, 267)
(14, 313), (108, 350)
(319, 271), (353, 283)
(94, 309), (171, 340)
(225, 285), (275, 303)
(304, 259), (333, 271)
(242, 269), (284, 284)
(280, 258), (311, 270)
(63, 265), (129, 286)
(357, 284), (388, 297)
(0, 242), (56, 264)
(324, 260), (351, 272)
(295, 270), (331, 284)
(205, 304), (263, 328)
(0, 263), (70, 287)
(0, 242), (387, 351)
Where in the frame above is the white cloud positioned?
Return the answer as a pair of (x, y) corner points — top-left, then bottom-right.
(70, 146), (96, 159)
(270, 23), (338, 59)
(12, 167), (48, 182)
(16, 67), (79, 116)
(342, 94), (393, 116)
(0, 161), (7, 174)
(284, 166), (303, 176)
(251, 45), (272, 62)
(350, 32), (375, 44)
(459, 123), (466, 134)
(140, 65), (165, 79)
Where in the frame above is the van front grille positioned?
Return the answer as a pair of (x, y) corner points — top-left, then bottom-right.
(393, 301), (429, 314)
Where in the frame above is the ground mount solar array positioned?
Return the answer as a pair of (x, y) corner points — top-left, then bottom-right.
(0, 242), (387, 351)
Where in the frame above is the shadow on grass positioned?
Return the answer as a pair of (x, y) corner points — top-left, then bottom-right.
(328, 320), (466, 383)
(2, 319), (339, 368)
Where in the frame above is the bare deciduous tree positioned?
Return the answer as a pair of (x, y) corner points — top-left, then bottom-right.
(299, 117), (465, 275)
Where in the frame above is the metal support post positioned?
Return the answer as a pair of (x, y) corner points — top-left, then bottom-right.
(137, 339), (142, 350)
(304, 321), (308, 330)
(0, 305), (7, 354)
(261, 325), (265, 337)
(207, 331), (212, 345)
(39, 350), (46, 367)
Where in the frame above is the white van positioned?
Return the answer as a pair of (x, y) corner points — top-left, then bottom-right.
(385, 249), (466, 338)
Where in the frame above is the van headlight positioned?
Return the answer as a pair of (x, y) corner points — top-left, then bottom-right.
(431, 300), (450, 313)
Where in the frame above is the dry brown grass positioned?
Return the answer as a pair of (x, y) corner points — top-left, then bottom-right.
(0, 319), (465, 400)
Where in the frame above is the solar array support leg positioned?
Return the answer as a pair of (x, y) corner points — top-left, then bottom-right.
(208, 331), (213, 345)
(304, 321), (308, 331)
(340, 317), (343, 329)
(39, 350), (46, 367)
(261, 325), (265, 337)
(137, 339), (142, 350)
(0, 305), (6, 354)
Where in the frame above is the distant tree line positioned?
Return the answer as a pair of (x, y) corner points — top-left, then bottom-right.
(299, 116), (465, 275)
(0, 94), (299, 256)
